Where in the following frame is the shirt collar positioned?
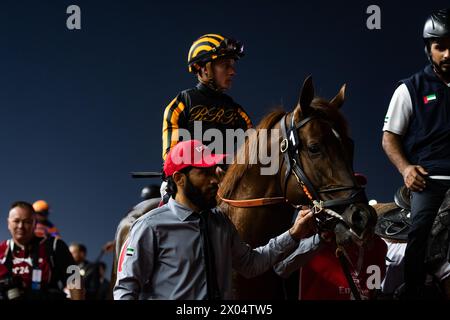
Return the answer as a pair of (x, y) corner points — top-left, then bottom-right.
(10, 237), (40, 252)
(168, 197), (197, 221)
(196, 82), (224, 96)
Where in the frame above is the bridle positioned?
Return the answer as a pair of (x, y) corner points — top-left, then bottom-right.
(220, 110), (367, 217)
(279, 111), (366, 205)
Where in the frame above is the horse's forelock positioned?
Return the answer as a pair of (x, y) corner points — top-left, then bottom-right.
(310, 97), (349, 138)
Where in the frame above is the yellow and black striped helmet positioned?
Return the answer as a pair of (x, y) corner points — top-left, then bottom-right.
(187, 34), (244, 73)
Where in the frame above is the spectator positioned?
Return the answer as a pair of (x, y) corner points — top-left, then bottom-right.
(32, 200), (60, 239)
(69, 242), (100, 300)
(0, 201), (83, 300)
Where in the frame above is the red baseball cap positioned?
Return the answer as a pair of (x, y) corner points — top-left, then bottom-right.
(163, 140), (227, 177)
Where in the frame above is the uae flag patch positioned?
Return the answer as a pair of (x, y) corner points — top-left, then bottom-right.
(423, 93), (437, 104)
(126, 247), (135, 256)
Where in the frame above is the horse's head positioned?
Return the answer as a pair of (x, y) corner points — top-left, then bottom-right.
(282, 76), (377, 247)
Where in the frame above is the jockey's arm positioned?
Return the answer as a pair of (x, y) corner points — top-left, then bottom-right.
(236, 106), (253, 130)
(162, 96), (188, 160)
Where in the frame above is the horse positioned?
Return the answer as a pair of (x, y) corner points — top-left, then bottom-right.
(373, 186), (450, 299)
(219, 76), (378, 299)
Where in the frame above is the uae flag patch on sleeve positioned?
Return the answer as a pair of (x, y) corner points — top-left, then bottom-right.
(423, 93), (437, 104)
(126, 247), (135, 256)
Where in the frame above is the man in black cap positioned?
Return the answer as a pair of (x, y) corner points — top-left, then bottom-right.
(382, 8), (450, 298)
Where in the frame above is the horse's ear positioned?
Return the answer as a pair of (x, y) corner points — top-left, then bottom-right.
(294, 75), (315, 121)
(330, 84), (346, 109)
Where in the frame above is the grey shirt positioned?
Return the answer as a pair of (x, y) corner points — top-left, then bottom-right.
(273, 234), (323, 278)
(113, 198), (299, 300)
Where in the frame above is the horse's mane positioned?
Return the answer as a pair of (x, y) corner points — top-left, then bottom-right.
(220, 109), (286, 198)
(220, 98), (349, 199)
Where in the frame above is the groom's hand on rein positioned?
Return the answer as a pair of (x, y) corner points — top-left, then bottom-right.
(289, 209), (317, 241)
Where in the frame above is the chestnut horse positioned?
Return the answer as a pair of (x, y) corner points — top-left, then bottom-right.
(219, 76), (378, 299)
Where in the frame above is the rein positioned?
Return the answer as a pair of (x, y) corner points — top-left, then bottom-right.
(336, 248), (363, 300)
(217, 194), (286, 208)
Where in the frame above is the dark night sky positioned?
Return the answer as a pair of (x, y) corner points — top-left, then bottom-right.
(1, 0), (448, 274)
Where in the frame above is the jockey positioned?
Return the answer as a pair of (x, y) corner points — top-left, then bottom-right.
(32, 200), (61, 239)
(160, 34), (253, 202)
(161, 34), (253, 162)
(0, 201), (82, 300)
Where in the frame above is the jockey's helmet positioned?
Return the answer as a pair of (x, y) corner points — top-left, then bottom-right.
(187, 34), (244, 74)
(141, 185), (160, 200)
(32, 200), (50, 216)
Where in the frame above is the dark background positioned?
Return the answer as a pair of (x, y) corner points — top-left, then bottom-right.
(1, 0), (448, 276)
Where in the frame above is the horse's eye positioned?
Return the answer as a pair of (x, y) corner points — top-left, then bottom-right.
(307, 144), (321, 154)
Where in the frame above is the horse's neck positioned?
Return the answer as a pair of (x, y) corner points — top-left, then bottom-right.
(234, 164), (281, 199)
(226, 165), (295, 246)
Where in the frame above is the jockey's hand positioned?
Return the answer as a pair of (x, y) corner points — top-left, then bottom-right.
(402, 165), (428, 192)
(289, 209), (317, 241)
